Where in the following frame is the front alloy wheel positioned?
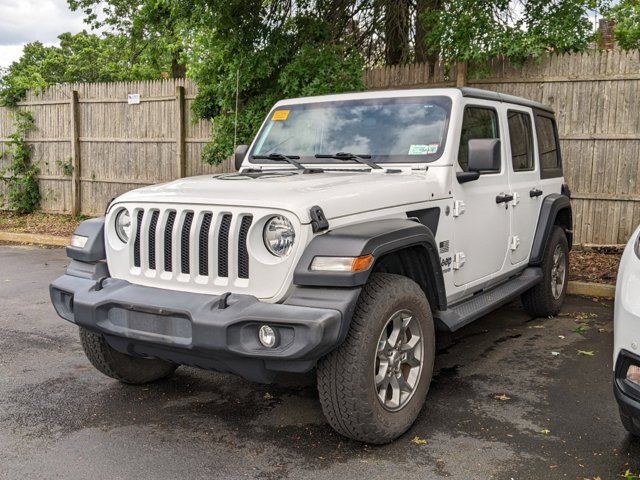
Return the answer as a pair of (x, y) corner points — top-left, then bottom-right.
(375, 310), (423, 412)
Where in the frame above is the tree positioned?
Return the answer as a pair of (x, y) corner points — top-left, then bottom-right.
(68, 0), (187, 77)
(607, 0), (640, 50)
(421, 0), (604, 66)
(0, 31), (165, 106)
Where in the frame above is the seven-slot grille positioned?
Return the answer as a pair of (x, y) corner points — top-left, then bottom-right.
(132, 208), (253, 282)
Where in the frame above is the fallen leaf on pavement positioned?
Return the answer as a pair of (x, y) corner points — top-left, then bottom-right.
(411, 436), (428, 445)
(577, 350), (595, 356)
(572, 325), (589, 335)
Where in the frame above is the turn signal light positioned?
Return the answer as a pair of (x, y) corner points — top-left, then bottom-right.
(310, 254), (374, 272)
(70, 234), (88, 248)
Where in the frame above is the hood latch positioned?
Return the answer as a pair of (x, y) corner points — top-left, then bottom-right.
(309, 206), (329, 233)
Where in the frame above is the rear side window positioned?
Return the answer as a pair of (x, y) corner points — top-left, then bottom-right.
(507, 110), (534, 171)
(534, 114), (562, 177)
(458, 107), (499, 172)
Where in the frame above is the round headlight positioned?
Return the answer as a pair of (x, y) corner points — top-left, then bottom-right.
(115, 209), (132, 242)
(263, 215), (295, 257)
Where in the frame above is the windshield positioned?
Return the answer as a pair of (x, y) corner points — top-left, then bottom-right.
(250, 96), (452, 164)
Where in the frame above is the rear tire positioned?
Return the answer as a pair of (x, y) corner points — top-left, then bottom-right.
(316, 273), (435, 444)
(79, 327), (178, 384)
(521, 226), (569, 318)
(620, 408), (640, 437)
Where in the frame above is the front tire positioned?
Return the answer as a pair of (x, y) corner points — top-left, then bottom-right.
(79, 327), (178, 384)
(521, 226), (569, 318)
(316, 273), (435, 444)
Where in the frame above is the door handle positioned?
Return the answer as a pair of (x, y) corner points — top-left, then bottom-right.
(496, 193), (514, 204)
(529, 188), (543, 198)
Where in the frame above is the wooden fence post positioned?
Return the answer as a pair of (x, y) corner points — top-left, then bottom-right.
(456, 61), (468, 87)
(176, 85), (186, 178)
(70, 90), (81, 216)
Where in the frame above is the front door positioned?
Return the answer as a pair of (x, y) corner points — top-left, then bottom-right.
(505, 107), (541, 265)
(452, 102), (510, 287)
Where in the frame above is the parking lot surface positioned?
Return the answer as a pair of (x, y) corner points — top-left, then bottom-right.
(1, 244), (638, 479)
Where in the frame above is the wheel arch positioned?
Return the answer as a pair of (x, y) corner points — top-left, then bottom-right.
(530, 193), (573, 266)
(293, 218), (447, 311)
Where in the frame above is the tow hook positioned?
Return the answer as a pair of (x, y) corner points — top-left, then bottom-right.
(94, 276), (108, 291)
(218, 292), (232, 309)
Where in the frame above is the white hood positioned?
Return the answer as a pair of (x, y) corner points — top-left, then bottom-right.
(111, 168), (450, 223)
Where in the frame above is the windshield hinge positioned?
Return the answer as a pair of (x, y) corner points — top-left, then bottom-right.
(309, 206), (329, 233)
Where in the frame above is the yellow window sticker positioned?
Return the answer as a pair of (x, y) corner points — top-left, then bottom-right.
(272, 110), (290, 121)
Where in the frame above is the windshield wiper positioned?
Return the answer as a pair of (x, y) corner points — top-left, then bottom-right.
(251, 153), (305, 170)
(314, 152), (382, 170)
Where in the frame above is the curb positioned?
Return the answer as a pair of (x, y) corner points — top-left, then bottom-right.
(0, 230), (620, 299)
(567, 281), (616, 299)
(0, 231), (68, 247)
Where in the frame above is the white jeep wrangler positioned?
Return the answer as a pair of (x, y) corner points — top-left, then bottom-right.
(51, 87), (572, 444)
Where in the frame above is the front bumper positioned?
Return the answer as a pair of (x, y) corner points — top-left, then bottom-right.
(614, 350), (640, 431)
(50, 264), (359, 383)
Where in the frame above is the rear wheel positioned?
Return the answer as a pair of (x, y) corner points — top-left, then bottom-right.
(521, 226), (569, 317)
(316, 273), (435, 444)
(79, 327), (178, 384)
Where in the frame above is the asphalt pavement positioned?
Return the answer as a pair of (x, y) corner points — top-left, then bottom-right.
(0, 244), (638, 479)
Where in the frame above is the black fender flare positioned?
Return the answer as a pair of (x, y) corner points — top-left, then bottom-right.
(530, 193), (573, 265)
(293, 218), (447, 309)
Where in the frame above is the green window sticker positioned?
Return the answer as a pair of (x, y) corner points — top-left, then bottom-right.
(408, 144), (439, 155)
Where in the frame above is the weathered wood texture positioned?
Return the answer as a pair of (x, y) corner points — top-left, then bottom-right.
(1, 50), (639, 244)
(0, 79), (233, 216)
(366, 50), (640, 245)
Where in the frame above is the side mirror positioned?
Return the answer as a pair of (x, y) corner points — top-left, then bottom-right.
(457, 138), (501, 184)
(468, 138), (501, 172)
(234, 144), (249, 171)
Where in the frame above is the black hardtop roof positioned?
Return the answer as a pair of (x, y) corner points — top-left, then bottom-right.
(458, 87), (554, 113)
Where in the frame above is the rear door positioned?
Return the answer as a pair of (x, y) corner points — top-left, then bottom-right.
(504, 107), (541, 265)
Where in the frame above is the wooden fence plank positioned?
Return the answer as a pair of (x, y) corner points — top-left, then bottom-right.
(70, 90), (81, 216)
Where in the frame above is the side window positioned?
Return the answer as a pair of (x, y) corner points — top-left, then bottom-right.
(458, 107), (499, 172)
(535, 114), (562, 175)
(507, 110), (534, 171)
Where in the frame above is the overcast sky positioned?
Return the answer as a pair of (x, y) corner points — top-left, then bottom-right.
(0, 0), (87, 69)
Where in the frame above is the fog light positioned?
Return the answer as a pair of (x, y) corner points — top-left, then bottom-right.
(258, 325), (277, 348)
(627, 365), (640, 386)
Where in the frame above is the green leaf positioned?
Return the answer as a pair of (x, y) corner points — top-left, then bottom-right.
(577, 350), (595, 356)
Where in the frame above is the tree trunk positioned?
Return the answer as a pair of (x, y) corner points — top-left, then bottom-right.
(171, 55), (186, 78)
(415, 0), (440, 64)
(385, 0), (410, 65)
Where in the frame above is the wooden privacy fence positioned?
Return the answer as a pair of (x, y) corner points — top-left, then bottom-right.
(1, 49), (639, 244)
(0, 79), (234, 216)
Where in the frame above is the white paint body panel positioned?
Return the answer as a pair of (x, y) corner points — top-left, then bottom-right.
(614, 225), (640, 364)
